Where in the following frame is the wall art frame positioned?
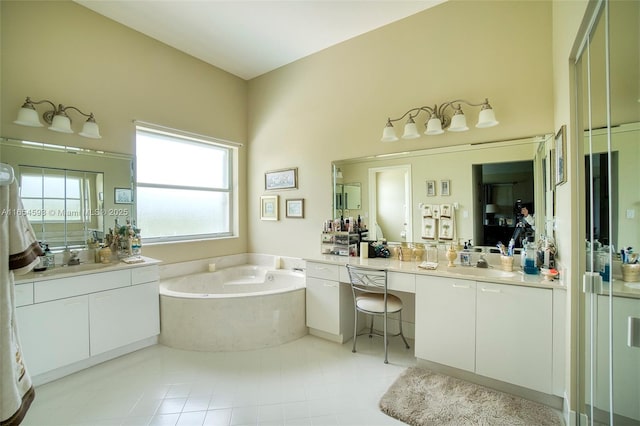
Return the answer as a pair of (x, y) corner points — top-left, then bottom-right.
(265, 167), (298, 190)
(440, 179), (451, 196)
(286, 198), (304, 218)
(114, 188), (133, 204)
(260, 195), (279, 220)
(426, 180), (436, 197)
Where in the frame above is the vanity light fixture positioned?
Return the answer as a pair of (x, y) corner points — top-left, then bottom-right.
(381, 98), (498, 142)
(14, 96), (102, 139)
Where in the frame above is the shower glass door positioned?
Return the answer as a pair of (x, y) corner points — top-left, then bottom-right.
(576, 1), (640, 424)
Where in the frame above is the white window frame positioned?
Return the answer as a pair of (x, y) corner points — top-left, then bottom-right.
(135, 125), (239, 243)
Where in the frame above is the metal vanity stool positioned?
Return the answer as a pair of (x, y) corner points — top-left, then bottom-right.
(345, 264), (410, 363)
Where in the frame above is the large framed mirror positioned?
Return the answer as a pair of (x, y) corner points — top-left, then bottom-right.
(332, 134), (553, 250)
(0, 137), (135, 252)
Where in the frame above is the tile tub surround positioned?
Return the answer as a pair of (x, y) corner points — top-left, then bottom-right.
(159, 254), (307, 352)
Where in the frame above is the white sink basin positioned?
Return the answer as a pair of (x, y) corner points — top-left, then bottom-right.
(450, 267), (517, 279)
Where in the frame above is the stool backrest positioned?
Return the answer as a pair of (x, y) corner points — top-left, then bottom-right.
(345, 264), (388, 296)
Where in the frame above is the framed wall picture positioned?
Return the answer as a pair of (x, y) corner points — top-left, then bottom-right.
(440, 180), (451, 196)
(426, 180), (436, 197)
(114, 188), (133, 204)
(260, 195), (279, 220)
(555, 125), (567, 186)
(265, 167), (298, 190)
(286, 198), (304, 218)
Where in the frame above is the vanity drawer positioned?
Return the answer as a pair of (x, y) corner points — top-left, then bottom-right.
(34, 270), (130, 303)
(131, 265), (159, 285)
(306, 262), (340, 281)
(15, 282), (34, 307)
(389, 272), (416, 292)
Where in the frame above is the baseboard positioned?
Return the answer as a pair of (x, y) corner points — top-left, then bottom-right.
(31, 336), (158, 386)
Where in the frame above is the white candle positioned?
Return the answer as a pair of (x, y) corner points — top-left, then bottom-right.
(274, 256), (281, 269)
(208, 263), (216, 272)
(360, 242), (369, 259)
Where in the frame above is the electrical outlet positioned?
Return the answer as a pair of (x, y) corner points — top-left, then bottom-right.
(627, 209), (635, 219)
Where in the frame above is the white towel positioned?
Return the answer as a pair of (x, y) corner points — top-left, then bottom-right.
(1, 179), (42, 425)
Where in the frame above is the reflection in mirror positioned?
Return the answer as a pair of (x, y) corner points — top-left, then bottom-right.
(332, 135), (551, 249)
(475, 161), (534, 248)
(0, 137), (135, 251)
(20, 166), (104, 249)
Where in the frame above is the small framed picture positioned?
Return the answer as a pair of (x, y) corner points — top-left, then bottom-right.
(440, 180), (451, 196)
(286, 198), (304, 218)
(265, 167), (298, 190)
(260, 195), (279, 221)
(555, 125), (566, 186)
(426, 180), (436, 197)
(114, 188), (133, 204)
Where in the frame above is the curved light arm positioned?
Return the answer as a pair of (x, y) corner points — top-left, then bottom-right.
(436, 98), (492, 117)
(60, 105), (94, 119)
(22, 97), (57, 111)
(387, 105), (436, 124)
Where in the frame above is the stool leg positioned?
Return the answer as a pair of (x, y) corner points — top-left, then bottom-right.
(398, 310), (410, 349)
(383, 309), (388, 364)
(352, 306), (358, 353)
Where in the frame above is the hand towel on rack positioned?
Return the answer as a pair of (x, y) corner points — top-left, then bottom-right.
(1, 179), (43, 426)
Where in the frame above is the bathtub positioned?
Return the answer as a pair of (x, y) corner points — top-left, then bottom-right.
(159, 265), (307, 351)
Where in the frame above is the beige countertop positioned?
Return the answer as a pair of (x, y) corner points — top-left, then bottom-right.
(15, 256), (161, 284)
(305, 254), (566, 290)
(305, 254), (640, 299)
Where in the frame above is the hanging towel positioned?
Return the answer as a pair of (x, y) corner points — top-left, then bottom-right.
(1, 179), (42, 426)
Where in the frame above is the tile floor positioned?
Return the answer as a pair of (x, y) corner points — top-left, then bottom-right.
(22, 335), (416, 426)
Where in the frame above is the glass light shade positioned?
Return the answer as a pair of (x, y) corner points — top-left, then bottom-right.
(381, 125), (399, 142)
(14, 107), (44, 127)
(448, 113), (469, 132)
(79, 120), (102, 139)
(48, 114), (74, 133)
(485, 203), (498, 213)
(402, 119), (420, 139)
(425, 117), (444, 135)
(476, 108), (499, 128)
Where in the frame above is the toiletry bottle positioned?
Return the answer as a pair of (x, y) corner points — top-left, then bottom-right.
(44, 243), (55, 268)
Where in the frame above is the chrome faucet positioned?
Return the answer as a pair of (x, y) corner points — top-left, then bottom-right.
(476, 254), (489, 268)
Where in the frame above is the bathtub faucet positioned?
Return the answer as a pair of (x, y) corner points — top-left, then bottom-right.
(292, 267), (305, 273)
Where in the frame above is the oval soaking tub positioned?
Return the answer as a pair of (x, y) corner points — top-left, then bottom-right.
(159, 265), (307, 351)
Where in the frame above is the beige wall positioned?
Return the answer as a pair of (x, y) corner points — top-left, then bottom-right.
(0, 0), (249, 263)
(247, 0), (555, 258)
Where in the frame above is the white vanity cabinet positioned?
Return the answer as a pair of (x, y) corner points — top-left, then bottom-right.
(15, 263), (160, 384)
(475, 282), (553, 394)
(415, 276), (554, 394)
(305, 262), (354, 342)
(16, 295), (90, 376)
(415, 275), (476, 372)
(89, 280), (159, 355)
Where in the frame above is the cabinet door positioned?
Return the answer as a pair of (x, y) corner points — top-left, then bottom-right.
(306, 277), (341, 334)
(476, 283), (552, 393)
(415, 275), (476, 372)
(594, 296), (640, 421)
(89, 281), (160, 355)
(16, 296), (89, 376)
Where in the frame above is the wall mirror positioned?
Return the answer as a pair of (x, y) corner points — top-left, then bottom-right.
(334, 182), (362, 214)
(332, 134), (553, 250)
(0, 137), (135, 251)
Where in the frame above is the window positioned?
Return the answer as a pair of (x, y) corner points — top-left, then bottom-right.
(135, 126), (236, 242)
